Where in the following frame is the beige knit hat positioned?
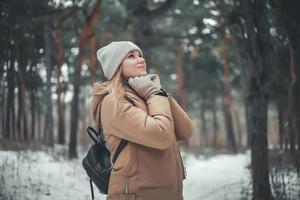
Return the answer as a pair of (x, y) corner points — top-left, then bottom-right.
(96, 41), (143, 80)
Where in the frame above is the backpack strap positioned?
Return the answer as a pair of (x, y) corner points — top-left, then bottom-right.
(97, 95), (132, 165)
(97, 122), (128, 165)
(112, 140), (128, 164)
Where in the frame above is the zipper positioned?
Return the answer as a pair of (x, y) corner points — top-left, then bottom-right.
(83, 158), (105, 181)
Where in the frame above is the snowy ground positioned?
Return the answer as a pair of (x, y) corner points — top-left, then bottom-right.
(0, 145), (253, 200)
(182, 150), (251, 200)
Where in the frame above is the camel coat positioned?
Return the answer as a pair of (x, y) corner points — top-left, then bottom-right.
(90, 82), (194, 200)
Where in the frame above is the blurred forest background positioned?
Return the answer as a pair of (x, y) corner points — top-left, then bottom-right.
(0, 0), (300, 200)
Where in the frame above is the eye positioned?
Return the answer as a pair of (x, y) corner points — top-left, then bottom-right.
(128, 54), (134, 58)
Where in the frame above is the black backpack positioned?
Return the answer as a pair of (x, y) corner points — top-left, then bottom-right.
(82, 126), (128, 199)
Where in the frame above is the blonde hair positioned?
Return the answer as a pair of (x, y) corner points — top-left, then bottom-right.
(106, 65), (126, 106)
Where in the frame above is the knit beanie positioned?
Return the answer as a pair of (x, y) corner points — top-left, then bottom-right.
(96, 41), (143, 80)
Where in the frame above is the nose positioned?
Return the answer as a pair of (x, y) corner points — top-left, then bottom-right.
(138, 57), (145, 64)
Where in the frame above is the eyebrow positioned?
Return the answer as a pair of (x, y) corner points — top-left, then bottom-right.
(127, 51), (141, 56)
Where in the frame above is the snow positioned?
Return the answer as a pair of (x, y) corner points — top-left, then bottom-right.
(0, 146), (252, 200)
(182, 151), (251, 200)
(0, 145), (104, 200)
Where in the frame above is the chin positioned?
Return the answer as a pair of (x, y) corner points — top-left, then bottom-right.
(139, 71), (147, 76)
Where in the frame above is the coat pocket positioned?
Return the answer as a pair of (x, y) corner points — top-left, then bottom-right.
(107, 194), (136, 200)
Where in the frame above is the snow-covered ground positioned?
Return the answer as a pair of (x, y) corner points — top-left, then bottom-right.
(182, 150), (251, 200)
(0, 146), (252, 200)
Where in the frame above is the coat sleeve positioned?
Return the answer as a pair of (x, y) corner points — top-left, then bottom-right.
(168, 96), (193, 141)
(101, 94), (173, 150)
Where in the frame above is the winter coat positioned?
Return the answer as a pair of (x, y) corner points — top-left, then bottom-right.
(90, 81), (194, 200)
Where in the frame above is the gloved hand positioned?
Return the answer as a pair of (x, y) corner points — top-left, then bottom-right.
(148, 74), (162, 89)
(149, 74), (169, 96)
(128, 75), (160, 100)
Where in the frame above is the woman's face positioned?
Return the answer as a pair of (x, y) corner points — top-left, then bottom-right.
(121, 50), (147, 79)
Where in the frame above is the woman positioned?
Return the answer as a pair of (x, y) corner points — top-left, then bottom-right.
(90, 41), (193, 200)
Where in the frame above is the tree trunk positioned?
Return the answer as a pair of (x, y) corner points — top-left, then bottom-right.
(248, 92), (272, 200)
(44, 22), (54, 147)
(286, 43), (296, 153)
(176, 42), (188, 111)
(6, 51), (16, 140)
(30, 90), (36, 140)
(287, 95), (295, 153)
(1, 83), (5, 138)
(283, 108), (289, 151)
(54, 21), (65, 145)
(222, 101), (237, 152)
(200, 101), (208, 147)
(69, 54), (81, 158)
(37, 104), (42, 142)
(15, 42), (28, 141)
(276, 102), (284, 150)
(17, 77), (21, 139)
(220, 15), (237, 152)
(89, 35), (97, 84)
(294, 72), (300, 172)
(234, 110), (242, 148)
(17, 66), (28, 141)
(212, 97), (219, 147)
(241, 0), (273, 199)
(241, 54), (251, 149)
(291, 47), (300, 171)
(244, 92), (251, 148)
(274, 0), (300, 171)
(69, 0), (101, 159)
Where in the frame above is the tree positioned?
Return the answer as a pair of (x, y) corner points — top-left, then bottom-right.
(241, 0), (273, 199)
(53, 20), (66, 145)
(274, 0), (300, 169)
(69, 0), (102, 159)
(44, 22), (54, 147)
